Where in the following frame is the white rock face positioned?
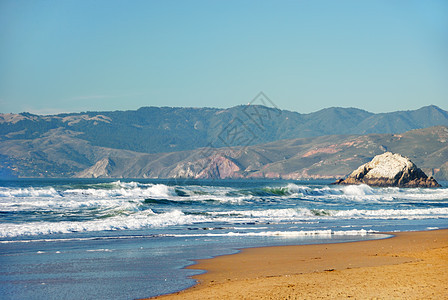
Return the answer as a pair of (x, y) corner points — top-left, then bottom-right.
(352, 152), (415, 179)
(77, 157), (114, 178)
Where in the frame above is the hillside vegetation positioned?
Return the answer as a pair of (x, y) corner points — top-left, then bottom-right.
(1, 105), (447, 179)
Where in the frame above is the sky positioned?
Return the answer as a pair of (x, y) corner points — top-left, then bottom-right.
(0, 0), (447, 115)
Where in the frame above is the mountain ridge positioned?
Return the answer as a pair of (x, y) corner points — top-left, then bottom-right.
(1, 105), (447, 180)
(1, 124), (447, 180)
(1, 104), (447, 155)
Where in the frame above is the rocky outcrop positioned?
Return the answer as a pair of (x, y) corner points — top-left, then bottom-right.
(76, 157), (116, 178)
(197, 154), (243, 179)
(334, 152), (441, 188)
(169, 154), (243, 179)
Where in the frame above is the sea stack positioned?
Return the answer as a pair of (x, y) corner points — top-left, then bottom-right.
(333, 152), (441, 188)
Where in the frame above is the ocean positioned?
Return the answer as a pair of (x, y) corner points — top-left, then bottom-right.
(1, 178), (447, 299)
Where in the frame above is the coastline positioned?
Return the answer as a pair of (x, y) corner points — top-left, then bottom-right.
(149, 229), (448, 299)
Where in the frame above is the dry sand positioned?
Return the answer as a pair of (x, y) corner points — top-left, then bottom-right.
(149, 229), (448, 299)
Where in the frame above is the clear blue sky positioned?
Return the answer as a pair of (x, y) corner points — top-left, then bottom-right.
(1, 0), (447, 114)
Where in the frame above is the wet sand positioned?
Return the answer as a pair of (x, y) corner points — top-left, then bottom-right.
(150, 229), (448, 299)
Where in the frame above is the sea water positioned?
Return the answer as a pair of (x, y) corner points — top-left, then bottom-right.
(0, 178), (447, 299)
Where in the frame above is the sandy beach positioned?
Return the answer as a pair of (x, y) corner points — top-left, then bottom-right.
(151, 229), (448, 299)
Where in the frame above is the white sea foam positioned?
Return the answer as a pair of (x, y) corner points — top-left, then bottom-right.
(209, 208), (314, 219)
(0, 187), (61, 198)
(0, 235), (154, 244)
(208, 207), (448, 221)
(0, 229), (379, 244)
(2, 182), (447, 210)
(0, 183), (182, 214)
(0, 209), (210, 237)
(286, 183), (448, 202)
(0, 183), (177, 199)
(0, 197), (139, 213)
(3, 204), (445, 237)
(0, 188), (253, 217)
(330, 207), (448, 219)
(171, 229), (378, 238)
(64, 183), (178, 198)
(1, 181), (446, 238)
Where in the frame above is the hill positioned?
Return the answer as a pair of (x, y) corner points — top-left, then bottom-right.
(1, 105), (447, 155)
(1, 120), (447, 180)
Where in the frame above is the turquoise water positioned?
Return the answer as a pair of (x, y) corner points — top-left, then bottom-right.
(1, 179), (447, 299)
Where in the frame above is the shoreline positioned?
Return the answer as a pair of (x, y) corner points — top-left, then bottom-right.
(149, 229), (448, 299)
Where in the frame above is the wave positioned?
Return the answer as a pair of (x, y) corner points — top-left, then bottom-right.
(0, 197), (140, 213)
(170, 229), (379, 238)
(0, 187), (62, 198)
(142, 195), (248, 206)
(286, 183), (448, 202)
(0, 182), (180, 199)
(64, 183), (179, 198)
(208, 207), (448, 220)
(0, 182), (248, 206)
(1, 204), (447, 238)
(330, 207), (448, 219)
(0, 229), (382, 244)
(0, 234), (163, 244)
(0, 209), (210, 237)
(1, 181), (447, 238)
(0, 183), (190, 214)
(2, 181), (447, 204)
(218, 183), (448, 202)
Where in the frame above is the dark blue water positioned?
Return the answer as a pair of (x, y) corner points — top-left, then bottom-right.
(1, 179), (447, 299)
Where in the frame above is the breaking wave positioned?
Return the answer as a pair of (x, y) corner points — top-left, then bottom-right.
(2, 205), (446, 238)
(284, 183), (448, 202)
(1, 180), (447, 238)
(208, 207), (448, 220)
(0, 210), (209, 237)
